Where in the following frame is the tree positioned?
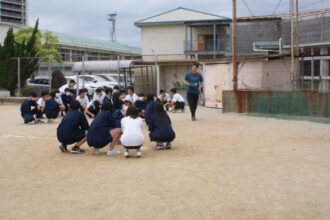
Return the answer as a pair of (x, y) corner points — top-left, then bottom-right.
(0, 20), (40, 95)
(14, 28), (62, 63)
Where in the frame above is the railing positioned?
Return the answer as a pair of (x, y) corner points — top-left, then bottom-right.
(1, 0), (24, 5)
(184, 39), (230, 53)
(0, 11), (22, 18)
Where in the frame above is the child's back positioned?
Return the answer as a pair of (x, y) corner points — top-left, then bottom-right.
(57, 109), (89, 144)
(87, 111), (115, 148)
(45, 98), (59, 119)
(120, 116), (144, 147)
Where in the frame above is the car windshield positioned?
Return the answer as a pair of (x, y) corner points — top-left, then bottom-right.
(90, 75), (108, 82)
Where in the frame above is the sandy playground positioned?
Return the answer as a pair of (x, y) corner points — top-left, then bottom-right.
(0, 104), (330, 220)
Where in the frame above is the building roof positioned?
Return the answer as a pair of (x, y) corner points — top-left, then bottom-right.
(51, 31), (141, 55)
(135, 7), (230, 27)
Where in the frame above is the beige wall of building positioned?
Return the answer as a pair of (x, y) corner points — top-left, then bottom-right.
(203, 58), (292, 108)
(141, 25), (187, 61)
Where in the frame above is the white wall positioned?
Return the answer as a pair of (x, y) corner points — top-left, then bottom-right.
(261, 58), (291, 89)
(203, 63), (230, 108)
(0, 23), (21, 44)
(141, 25), (187, 61)
(203, 58), (292, 108)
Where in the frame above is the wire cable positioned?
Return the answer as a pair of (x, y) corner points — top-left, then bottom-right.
(272, 0), (283, 15)
(241, 0), (255, 16)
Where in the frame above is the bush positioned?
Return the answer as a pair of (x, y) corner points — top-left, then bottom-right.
(21, 86), (37, 97)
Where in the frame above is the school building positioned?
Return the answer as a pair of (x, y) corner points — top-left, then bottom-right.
(135, 7), (330, 108)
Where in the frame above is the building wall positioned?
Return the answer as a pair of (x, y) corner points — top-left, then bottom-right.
(203, 58), (291, 108)
(141, 25), (187, 61)
(261, 58), (291, 89)
(203, 63), (231, 108)
(158, 64), (191, 97)
(0, 23), (21, 44)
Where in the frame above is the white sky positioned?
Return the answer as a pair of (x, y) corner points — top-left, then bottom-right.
(28, 0), (330, 47)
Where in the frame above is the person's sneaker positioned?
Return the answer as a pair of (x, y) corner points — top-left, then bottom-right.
(59, 143), (68, 153)
(154, 142), (165, 150)
(124, 150), (130, 158)
(192, 116), (196, 121)
(91, 147), (100, 155)
(35, 119), (44, 124)
(165, 142), (172, 149)
(136, 150), (142, 158)
(71, 146), (85, 154)
(107, 149), (121, 156)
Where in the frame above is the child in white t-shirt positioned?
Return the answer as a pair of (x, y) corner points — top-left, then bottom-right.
(169, 88), (185, 112)
(120, 106), (144, 158)
(76, 89), (89, 111)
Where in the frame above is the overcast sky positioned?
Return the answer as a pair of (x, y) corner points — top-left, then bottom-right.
(28, 0), (330, 47)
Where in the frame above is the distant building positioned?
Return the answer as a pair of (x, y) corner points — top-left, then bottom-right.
(0, 0), (27, 26)
(135, 7), (330, 108)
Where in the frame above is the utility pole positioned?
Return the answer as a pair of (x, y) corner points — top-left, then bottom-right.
(290, 0), (296, 87)
(232, 0), (238, 90)
(108, 13), (117, 42)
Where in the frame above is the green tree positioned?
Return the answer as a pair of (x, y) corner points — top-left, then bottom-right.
(0, 20), (40, 95)
(14, 28), (62, 63)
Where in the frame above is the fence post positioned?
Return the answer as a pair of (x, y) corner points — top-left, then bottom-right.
(48, 55), (53, 92)
(17, 57), (21, 96)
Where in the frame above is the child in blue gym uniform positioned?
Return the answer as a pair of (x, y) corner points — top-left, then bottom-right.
(61, 88), (74, 114)
(57, 100), (89, 154)
(20, 92), (39, 124)
(149, 102), (176, 150)
(45, 92), (60, 122)
(87, 102), (122, 156)
(144, 93), (156, 125)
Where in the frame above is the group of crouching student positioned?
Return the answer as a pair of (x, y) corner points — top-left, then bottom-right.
(20, 85), (184, 158)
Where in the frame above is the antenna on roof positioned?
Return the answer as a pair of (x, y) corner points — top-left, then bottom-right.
(108, 13), (117, 42)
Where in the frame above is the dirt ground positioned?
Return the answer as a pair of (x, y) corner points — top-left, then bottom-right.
(0, 105), (330, 220)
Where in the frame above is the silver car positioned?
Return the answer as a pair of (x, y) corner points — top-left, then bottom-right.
(26, 76), (50, 95)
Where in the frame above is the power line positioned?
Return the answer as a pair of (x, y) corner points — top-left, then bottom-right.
(272, 0), (283, 15)
(241, 0), (254, 16)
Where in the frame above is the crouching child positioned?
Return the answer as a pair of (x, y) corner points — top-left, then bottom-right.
(120, 106), (144, 158)
(20, 92), (39, 124)
(87, 102), (122, 156)
(149, 102), (176, 150)
(45, 92), (60, 123)
(57, 100), (89, 154)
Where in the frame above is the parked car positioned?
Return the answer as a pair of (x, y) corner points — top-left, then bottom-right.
(97, 73), (134, 86)
(26, 76), (50, 95)
(78, 75), (119, 89)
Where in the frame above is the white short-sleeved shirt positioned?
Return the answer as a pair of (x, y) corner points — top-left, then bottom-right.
(55, 96), (63, 105)
(59, 84), (69, 94)
(159, 93), (171, 102)
(125, 93), (139, 103)
(92, 91), (106, 104)
(76, 95), (89, 106)
(172, 93), (185, 103)
(120, 116), (144, 147)
(37, 98), (46, 108)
